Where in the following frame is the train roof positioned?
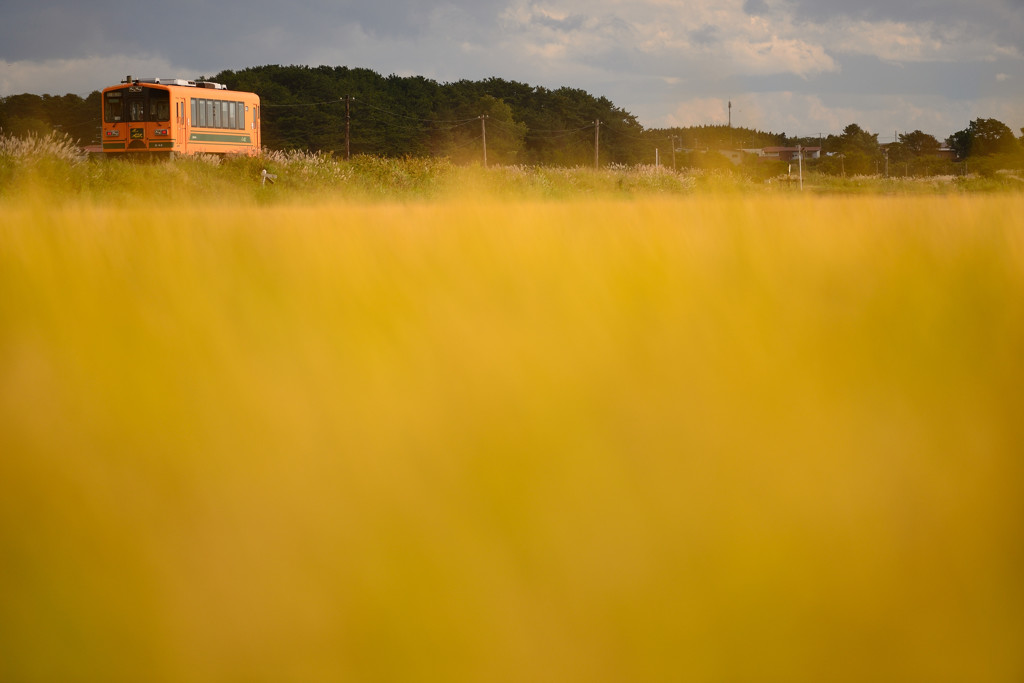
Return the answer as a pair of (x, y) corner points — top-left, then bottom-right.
(108, 76), (229, 90)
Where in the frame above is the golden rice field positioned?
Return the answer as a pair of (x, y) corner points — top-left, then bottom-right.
(2, 193), (1023, 682)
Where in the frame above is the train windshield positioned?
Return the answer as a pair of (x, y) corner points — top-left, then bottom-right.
(104, 88), (170, 122)
(129, 99), (146, 122)
(104, 91), (123, 122)
(148, 90), (170, 122)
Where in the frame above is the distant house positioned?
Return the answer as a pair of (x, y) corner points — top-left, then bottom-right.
(759, 146), (821, 162)
(720, 150), (746, 165)
(685, 146), (823, 166)
(721, 146), (822, 165)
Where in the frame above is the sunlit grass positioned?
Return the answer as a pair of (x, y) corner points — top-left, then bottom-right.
(6, 131), (1022, 204)
(2, 195), (1023, 681)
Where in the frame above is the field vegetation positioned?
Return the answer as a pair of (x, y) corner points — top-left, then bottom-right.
(2, 136), (1024, 681)
(2, 132), (1023, 205)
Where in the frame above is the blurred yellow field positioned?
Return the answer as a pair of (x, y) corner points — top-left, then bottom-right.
(2, 195), (1023, 681)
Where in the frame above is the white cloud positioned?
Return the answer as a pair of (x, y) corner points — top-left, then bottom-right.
(664, 97), (733, 127)
(825, 20), (941, 62)
(497, 0), (840, 79)
(0, 55), (206, 97)
(727, 36), (836, 76)
(663, 93), (859, 133)
(820, 19), (1023, 63)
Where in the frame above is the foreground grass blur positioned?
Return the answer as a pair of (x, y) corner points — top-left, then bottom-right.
(2, 194), (1023, 681)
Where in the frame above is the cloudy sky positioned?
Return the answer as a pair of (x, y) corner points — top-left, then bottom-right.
(2, 0), (1022, 139)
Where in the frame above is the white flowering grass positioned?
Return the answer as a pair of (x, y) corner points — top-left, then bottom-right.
(0, 131), (87, 164)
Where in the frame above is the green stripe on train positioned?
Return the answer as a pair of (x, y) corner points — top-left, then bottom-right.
(103, 142), (126, 150)
(189, 133), (252, 143)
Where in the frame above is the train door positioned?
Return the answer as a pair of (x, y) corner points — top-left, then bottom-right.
(125, 88), (147, 150)
(253, 103), (260, 151)
(176, 96), (188, 154)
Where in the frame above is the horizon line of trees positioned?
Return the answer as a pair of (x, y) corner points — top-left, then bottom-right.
(2, 64), (1022, 175)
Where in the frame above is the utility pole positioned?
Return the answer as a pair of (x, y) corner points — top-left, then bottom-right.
(797, 144), (803, 191)
(670, 135), (677, 171)
(345, 95), (351, 161)
(480, 114), (489, 167)
(594, 119), (601, 169)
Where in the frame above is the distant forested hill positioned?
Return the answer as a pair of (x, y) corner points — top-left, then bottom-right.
(213, 65), (786, 165)
(214, 64), (647, 165)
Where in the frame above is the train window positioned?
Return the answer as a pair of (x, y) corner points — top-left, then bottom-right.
(149, 90), (170, 122)
(187, 97), (253, 129)
(129, 100), (146, 122)
(104, 92), (123, 122)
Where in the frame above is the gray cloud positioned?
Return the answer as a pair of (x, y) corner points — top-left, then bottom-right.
(527, 11), (586, 31)
(787, 0), (965, 22)
(1, 0), (506, 63)
(742, 0), (770, 16)
(788, 0), (1023, 52)
(689, 25), (720, 47)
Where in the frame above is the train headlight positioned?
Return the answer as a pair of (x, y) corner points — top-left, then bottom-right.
(154, 129), (169, 136)
(105, 130), (120, 137)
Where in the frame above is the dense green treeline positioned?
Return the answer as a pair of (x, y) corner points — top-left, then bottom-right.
(216, 64), (650, 165)
(0, 91), (101, 143)
(214, 65), (793, 166)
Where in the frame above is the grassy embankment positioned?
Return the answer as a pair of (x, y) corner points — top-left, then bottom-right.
(3, 131), (1023, 202)
(2, 139), (1024, 681)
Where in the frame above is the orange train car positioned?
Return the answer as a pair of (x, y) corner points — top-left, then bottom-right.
(101, 76), (260, 157)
